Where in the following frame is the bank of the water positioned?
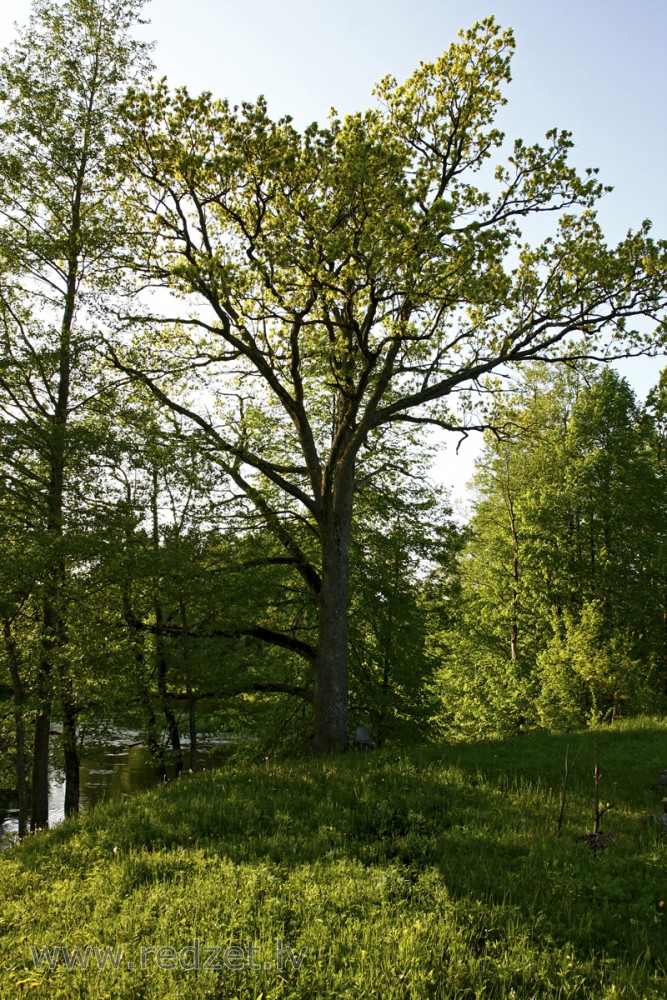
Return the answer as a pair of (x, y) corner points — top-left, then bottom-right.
(0, 729), (238, 845)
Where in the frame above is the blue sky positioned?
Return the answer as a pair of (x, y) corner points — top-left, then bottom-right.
(131, 0), (666, 240)
(2, 0), (663, 242)
(1, 0), (665, 503)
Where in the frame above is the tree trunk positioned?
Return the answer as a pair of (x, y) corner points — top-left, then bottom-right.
(155, 629), (182, 770)
(14, 709), (29, 839)
(150, 469), (182, 769)
(137, 669), (165, 775)
(60, 675), (80, 817)
(43, 585), (79, 816)
(31, 700), (51, 831)
(32, 259), (75, 828)
(33, 592), (60, 829)
(123, 550), (166, 771)
(312, 467), (354, 754)
(2, 617), (29, 838)
(187, 684), (197, 772)
(179, 595), (197, 771)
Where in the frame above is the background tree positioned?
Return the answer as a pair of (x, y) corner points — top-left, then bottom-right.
(349, 460), (459, 745)
(0, 0), (149, 826)
(640, 367), (667, 690)
(434, 364), (667, 737)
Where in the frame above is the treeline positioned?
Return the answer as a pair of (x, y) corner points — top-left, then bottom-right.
(0, 0), (451, 833)
(434, 365), (667, 739)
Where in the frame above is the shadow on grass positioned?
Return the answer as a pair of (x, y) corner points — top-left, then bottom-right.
(5, 720), (667, 996)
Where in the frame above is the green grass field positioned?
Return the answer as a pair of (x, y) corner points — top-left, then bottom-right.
(1, 718), (667, 999)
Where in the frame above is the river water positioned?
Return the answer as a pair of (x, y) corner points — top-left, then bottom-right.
(0, 730), (234, 846)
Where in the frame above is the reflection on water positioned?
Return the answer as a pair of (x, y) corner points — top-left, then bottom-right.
(0, 731), (234, 846)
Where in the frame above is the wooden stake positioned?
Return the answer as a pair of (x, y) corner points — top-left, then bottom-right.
(557, 742), (579, 838)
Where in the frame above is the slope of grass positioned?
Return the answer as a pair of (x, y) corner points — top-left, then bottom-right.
(2, 718), (667, 998)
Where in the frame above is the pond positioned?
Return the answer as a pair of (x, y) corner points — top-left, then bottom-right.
(0, 729), (236, 847)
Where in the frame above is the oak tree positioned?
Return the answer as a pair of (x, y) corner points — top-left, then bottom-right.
(116, 18), (667, 751)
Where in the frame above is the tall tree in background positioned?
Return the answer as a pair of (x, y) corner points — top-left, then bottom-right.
(434, 365), (667, 737)
(349, 463), (459, 745)
(0, 0), (149, 826)
(116, 17), (667, 751)
(534, 369), (665, 726)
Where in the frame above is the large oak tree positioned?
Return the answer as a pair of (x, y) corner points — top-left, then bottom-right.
(116, 18), (667, 752)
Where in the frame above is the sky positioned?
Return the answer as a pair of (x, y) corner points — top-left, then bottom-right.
(1, 0), (665, 510)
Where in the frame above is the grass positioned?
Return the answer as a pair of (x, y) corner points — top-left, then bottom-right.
(1, 718), (667, 998)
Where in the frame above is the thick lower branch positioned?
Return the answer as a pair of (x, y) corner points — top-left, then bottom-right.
(228, 682), (313, 703)
(122, 609), (316, 662)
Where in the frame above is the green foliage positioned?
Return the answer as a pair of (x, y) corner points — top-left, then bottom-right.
(114, 13), (667, 752)
(349, 456), (461, 745)
(1, 0), (667, 768)
(434, 365), (667, 738)
(0, 0), (153, 824)
(537, 602), (656, 730)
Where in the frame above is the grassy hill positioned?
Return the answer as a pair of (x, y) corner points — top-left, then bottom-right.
(2, 719), (667, 998)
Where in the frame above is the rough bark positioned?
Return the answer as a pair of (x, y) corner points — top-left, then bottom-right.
(312, 465), (355, 754)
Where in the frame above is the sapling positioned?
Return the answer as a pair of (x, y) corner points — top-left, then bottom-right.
(578, 737), (614, 850)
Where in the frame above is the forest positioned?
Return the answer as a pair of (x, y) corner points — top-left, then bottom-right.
(1, 0), (666, 841)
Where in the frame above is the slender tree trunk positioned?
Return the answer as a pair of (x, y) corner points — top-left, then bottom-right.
(140, 685), (165, 775)
(179, 595), (197, 771)
(31, 694), (50, 831)
(43, 104), (98, 818)
(122, 536), (166, 770)
(33, 238), (79, 824)
(312, 467), (354, 754)
(2, 617), (29, 838)
(150, 469), (182, 769)
(155, 616), (182, 768)
(136, 663), (165, 775)
(34, 576), (64, 831)
(187, 687), (196, 771)
(59, 672), (80, 817)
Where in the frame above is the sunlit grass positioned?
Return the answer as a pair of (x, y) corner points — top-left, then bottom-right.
(2, 718), (667, 997)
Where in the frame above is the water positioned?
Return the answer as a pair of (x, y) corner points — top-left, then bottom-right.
(0, 730), (234, 846)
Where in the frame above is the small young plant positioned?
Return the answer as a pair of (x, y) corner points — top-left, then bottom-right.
(577, 737), (614, 851)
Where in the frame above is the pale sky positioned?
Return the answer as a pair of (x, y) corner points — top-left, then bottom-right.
(1, 0), (665, 507)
